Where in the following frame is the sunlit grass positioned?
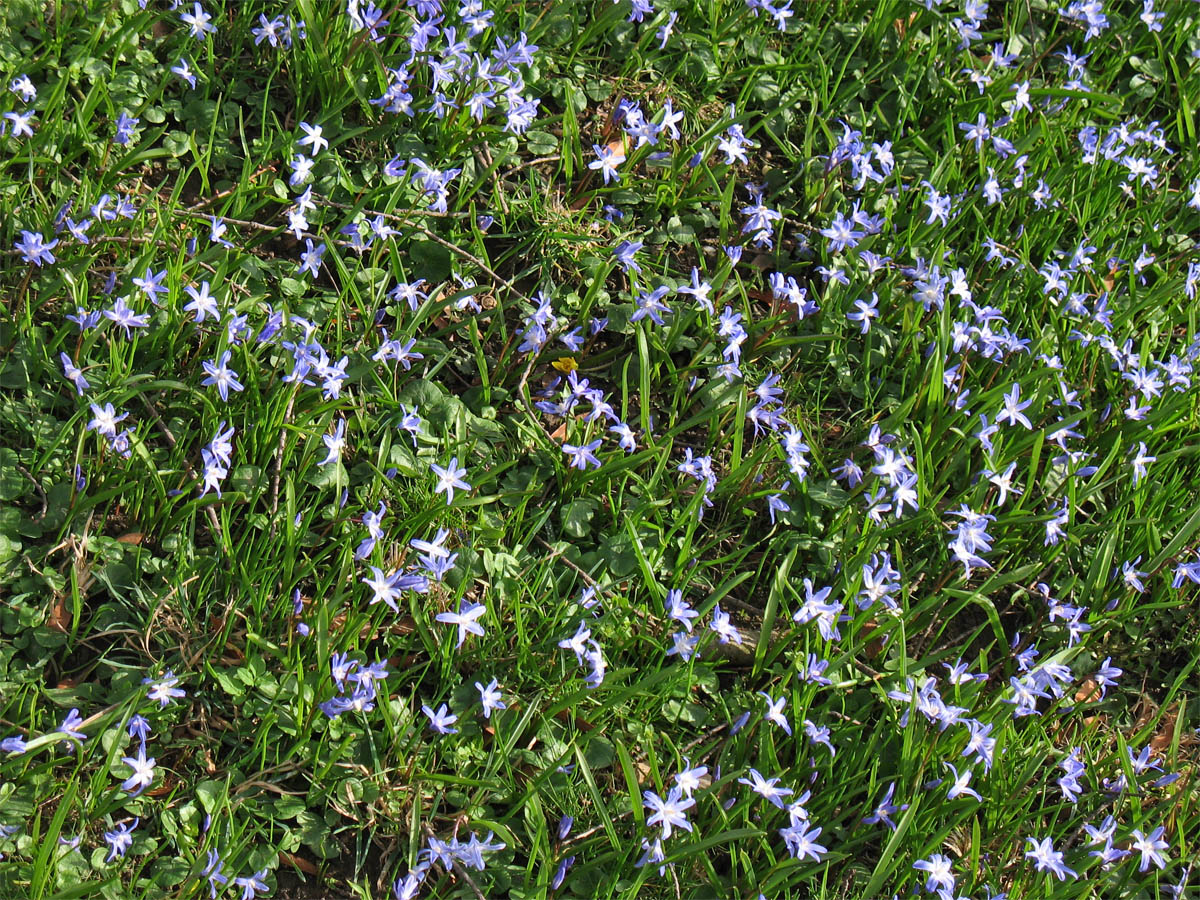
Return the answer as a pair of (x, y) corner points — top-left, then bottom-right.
(0, 1), (1198, 898)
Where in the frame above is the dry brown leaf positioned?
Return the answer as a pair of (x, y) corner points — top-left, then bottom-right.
(1102, 262), (1119, 292)
(1072, 678), (1105, 726)
(47, 594), (70, 632)
(387, 617), (418, 637)
(893, 12), (918, 39)
(280, 852), (320, 875)
(74, 555), (95, 596)
(1074, 677), (1101, 704)
(1150, 704), (1180, 756)
(145, 779), (176, 798)
(553, 709), (595, 732)
(1132, 693), (1159, 732)
(860, 619), (886, 658)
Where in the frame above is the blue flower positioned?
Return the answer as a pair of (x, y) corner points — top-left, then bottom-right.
(144, 671), (187, 707)
(430, 457), (470, 504)
(612, 239), (643, 274)
(233, 869), (270, 899)
(113, 111), (139, 145)
(475, 678), (506, 718)
(171, 58), (197, 88)
(201, 850), (229, 898)
(180, 2), (217, 40)
(435, 599), (487, 647)
(588, 143), (625, 185)
(422, 702), (459, 734)
(298, 239), (325, 277)
(13, 230), (57, 266)
(1024, 836), (1077, 880)
(201, 351), (244, 402)
(103, 817), (139, 861)
(630, 286), (672, 326)
(132, 267), (169, 304)
(297, 121), (328, 155)
(642, 787), (695, 838)
(562, 439), (602, 470)
(120, 747), (156, 796)
(59, 353), (90, 395)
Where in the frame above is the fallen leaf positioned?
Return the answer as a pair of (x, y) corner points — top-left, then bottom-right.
(861, 619), (886, 658)
(553, 709), (595, 732)
(1150, 704), (1180, 756)
(1132, 693), (1159, 732)
(146, 779), (175, 797)
(606, 137), (627, 157)
(1074, 678), (1101, 704)
(47, 594), (70, 632)
(893, 12), (918, 38)
(280, 852), (320, 875)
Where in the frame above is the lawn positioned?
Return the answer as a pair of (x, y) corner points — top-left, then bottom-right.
(0, 0), (1198, 898)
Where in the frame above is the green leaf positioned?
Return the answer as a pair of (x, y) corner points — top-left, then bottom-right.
(212, 667), (245, 698)
(280, 277), (307, 298)
(409, 240), (453, 284)
(525, 130), (558, 155)
(807, 479), (850, 509)
(0, 535), (20, 565)
(754, 545), (796, 676)
(0, 449), (25, 501)
(296, 810), (340, 859)
(583, 734), (615, 769)
(196, 779), (225, 815)
(560, 498), (597, 538)
(664, 216), (695, 243)
(229, 465), (264, 495)
(151, 857), (190, 888)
